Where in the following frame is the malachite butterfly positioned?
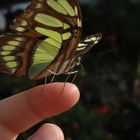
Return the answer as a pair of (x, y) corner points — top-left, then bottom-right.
(0, 0), (102, 80)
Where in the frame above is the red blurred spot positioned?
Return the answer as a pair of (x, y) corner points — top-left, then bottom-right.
(95, 104), (110, 114)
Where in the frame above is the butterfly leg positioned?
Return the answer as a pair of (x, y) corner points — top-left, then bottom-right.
(60, 70), (78, 94)
(61, 73), (73, 94)
(65, 70), (79, 82)
(71, 70), (79, 83)
(47, 69), (59, 83)
(79, 62), (85, 73)
(40, 70), (57, 94)
(48, 71), (73, 94)
(51, 74), (56, 83)
(47, 69), (58, 75)
(40, 70), (49, 94)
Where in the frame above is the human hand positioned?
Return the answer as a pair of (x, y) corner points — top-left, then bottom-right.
(0, 82), (80, 140)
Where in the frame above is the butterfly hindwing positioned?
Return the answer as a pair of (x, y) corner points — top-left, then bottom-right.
(0, 0), (102, 80)
(0, 33), (38, 76)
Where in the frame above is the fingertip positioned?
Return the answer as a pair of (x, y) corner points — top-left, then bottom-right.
(27, 82), (80, 118)
(0, 82), (80, 134)
(40, 82), (80, 106)
(41, 82), (80, 115)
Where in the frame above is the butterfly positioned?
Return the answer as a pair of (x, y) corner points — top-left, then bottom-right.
(0, 0), (102, 80)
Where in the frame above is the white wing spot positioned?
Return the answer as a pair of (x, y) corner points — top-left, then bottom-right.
(78, 43), (87, 47)
(16, 27), (26, 32)
(77, 18), (82, 27)
(85, 37), (96, 42)
(21, 20), (28, 27)
(36, 3), (43, 9)
(94, 41), (98, 44)
(91, 37), (97, 41)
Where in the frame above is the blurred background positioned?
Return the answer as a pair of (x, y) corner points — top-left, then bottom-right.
(0, 0), (140, 140)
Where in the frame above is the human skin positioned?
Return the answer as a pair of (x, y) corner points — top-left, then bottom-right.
(0, 82), (80, 140)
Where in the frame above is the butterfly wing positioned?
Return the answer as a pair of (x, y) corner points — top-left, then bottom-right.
(0, 34), (37, 76)
(0, 0), (82, 80)
(60, 33), (102, 74)
(76, 33), (102, 57)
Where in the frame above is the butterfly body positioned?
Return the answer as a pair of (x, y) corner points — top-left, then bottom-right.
(0, 0), (101, 80)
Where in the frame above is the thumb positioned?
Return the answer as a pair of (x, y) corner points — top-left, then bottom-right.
(28, 124), (64, 140)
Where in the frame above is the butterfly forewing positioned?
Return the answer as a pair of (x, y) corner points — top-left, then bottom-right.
(0, 0), (82, 80)
(57, 33), (102, 75)
(76, 33), (102, 56)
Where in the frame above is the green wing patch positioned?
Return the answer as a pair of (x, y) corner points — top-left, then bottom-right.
(0, 0), (82, 80)
(29, 40), (59, 79)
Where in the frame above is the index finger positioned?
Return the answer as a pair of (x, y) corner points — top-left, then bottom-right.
(0, 83), (80, 136)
